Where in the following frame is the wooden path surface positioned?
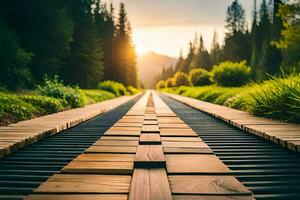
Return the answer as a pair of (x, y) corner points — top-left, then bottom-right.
(164, 93), (300, 153)
(25, 91), (254, 200)
(0, 95), (138, 159)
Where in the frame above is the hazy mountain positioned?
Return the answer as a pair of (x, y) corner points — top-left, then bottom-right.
(137, 51), (177, 88)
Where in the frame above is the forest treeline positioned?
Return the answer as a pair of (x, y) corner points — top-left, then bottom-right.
(0, 0), (138, 90)
(156, 0), (300, 84)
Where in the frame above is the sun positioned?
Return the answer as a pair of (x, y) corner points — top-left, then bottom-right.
(135, 45), (148, 56)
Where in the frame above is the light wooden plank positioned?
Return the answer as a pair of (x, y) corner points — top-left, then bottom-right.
(169, 175), (252, 195)
(114, 123), (143, 127)
(129, 169), (172, 200)
(100, 136), (139, 141)
(161, 137), (202, 142)
(139, 134), (161, 145)
(159, 124), (189, 129)
(35, 174), (131, 193)
(74, 154), (134, 162)
(108, 127), (141, 131)
(86, 146), (137, 154)
(141, 125), (160, 133)
(143, 120), (158, 125)
(162, 141), (209, 148)
(94, 140), (138, 146)
(24, 194), (128, 200)
(160, 130), (198, 137)
(166, 155), (230, 174)
(135, 145), (165, 168)
(62, 161), (133, 174)
(164, 147), (213, 154)
(104, 130), (141, 136)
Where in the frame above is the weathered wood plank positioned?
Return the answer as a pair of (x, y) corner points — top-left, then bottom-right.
(129, 169), (172, 200)
(86, 146), (137, 154)
(169, 175), (252, 195)
(166, 155), (230, 174)
(139, 134), (161, 145)
(62, 161), (133, 174)
(164, 147), (213, 154)
(35, 174), (131, 193)
(135, 145), (165, 168)
(74, 153), (134, 162)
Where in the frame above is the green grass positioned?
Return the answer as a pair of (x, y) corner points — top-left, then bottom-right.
(161, 74), (300, 123)
(82, 89), (115, 104)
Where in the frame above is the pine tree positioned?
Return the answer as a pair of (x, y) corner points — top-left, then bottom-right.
(181, 42), (195, 73)
(190, 35), (211, 70)
(225, 0), (246, 35)
(210, 31), (221, 66)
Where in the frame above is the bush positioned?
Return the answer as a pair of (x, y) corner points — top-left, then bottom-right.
(37, 76), (86, 108)
(165, 78), (175, 88)
(126, 86), (140, 95)
(173, 72), (190, 87)
(19, 95), (65, 114)
(189, 68), (212, 86)
(156, 80), (166, 89)
(211, 61), (251, 87)
(97, 81), (126, 97)
(82, 89), (115, 104)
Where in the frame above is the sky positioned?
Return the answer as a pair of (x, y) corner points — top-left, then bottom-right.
(103, 0), (261, 57)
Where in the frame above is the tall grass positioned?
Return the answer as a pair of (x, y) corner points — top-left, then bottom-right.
(162, 74), (300, 123)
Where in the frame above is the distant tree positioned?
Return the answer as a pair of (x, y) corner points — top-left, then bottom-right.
(210, 31), (221, 66)
(175, 48), (185, 72)
(180, 42), (195, 73)
(190, 35), (211, 70)
(225, 0), (246, 35)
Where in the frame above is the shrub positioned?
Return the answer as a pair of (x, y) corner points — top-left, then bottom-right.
(19, 95), (65, 114)
(97, 81), (126, 97)
(37, 76), (86, 108)
(173, 72), (190, 87)
(189, 68), (212, 86)
(126, 86), (140, 95)
(211, 61), (251, 87)
(82, 89), (115, 104)
(156, 80), (166, 89)
(166, 78), (175, 88)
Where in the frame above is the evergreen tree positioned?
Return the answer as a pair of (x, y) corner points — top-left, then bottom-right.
(175, 48), (185, 72)
(64, 0), (104, 88)
(225, 0), (246, 35)
(210, 31), (221, 66)
(190, 35), (211, 70)
(181, 42), (195, 73)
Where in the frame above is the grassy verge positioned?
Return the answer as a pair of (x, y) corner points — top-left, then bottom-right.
(161, 74), (300, 123)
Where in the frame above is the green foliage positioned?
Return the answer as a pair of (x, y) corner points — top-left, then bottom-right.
(126, 86), (140, 95)
(82, 89), (115, 104)
(166, 78), (175, 88)
(0, 92), (65, 126)
(189, 68), (212, 86)
(211, 61), (251, 87)
(156, 80), (166, 89)
(97, 81), (127, 97)
(37, 77), (86, 108)
(173, 72), (190, 87)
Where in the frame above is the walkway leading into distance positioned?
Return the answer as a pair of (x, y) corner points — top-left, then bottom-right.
(1, 91), (300, 199)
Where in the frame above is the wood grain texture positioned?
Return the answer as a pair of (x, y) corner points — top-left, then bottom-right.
(161, 137), (202, 142)
(143, 121), (158, 125)
(104, 130), (141, 136)
(100, 136), (140, 141)
(62, 161), (133, 174)
(129, 169), (172, 200)
(162, 141), (209, 148)
(94, 140), (138, 146)
(166, 154), (230, 174)
(160, 129), (198, 137)
(141, 125), (160, 133)
(164, 147), (213, 154)
(35, 174), (131, 193)
(74, 154), (134, 162)
(169, 175), (252, 195)
(159, 124), (189, 129)
(135, 145), (165, 168)
(139, 134), (161, 145)
(86, 146), (137, 154)
(24, 194), (128, 200)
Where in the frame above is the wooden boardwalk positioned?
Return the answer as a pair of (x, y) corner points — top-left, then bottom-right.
(0, 95), (138, 159)
(24, 91), (254, 200)
(164, 93), (300, 153)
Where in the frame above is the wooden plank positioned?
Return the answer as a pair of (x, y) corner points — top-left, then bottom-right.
(166, 155), (230, 174)
(143, 121), (158, 125)
(141, 125), (160, 133)
(161, 137), (202, 142)
(129, 169), (172, 200)
(86, 146), (137, 154)
(173, 195), (254, 200)
(100, 136), (140, 141)
(104, 130), (141, 136)
(169, 175), (252, 195)
(139, 134), (161, 145)
(24, 194), (128, 200)
(118, 119), (144, 123)
(164, 147), (213, 154)
(160, 130), (198, 137)
(108, 127), (141, 131)
(62, 161), (133, 174)
(135, 145), (165, 168)
(74, 153), (134, 162)
(114, 123), (143, 127)
(159, 124), (189, 129)
(94, 140), (138, 146)
(35, 174), (131, 193)
(162, 141), (209, 148)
